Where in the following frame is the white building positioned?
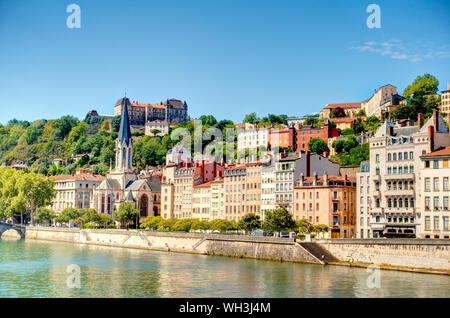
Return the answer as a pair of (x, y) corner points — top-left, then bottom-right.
(261, 162), (276, 220)
(356, 161), (372, 238)
(237, 123), (269, 152)
(365, 111), (450, 238)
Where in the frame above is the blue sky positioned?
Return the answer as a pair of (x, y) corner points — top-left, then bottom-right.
(0, 0), (449, 124)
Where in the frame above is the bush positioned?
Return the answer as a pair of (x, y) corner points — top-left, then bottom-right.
(140, 216), (163, 230)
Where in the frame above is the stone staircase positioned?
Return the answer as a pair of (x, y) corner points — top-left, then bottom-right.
(297, 242), (339, 263)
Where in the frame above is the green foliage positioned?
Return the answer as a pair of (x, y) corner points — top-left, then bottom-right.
(263, 208), (296, 232)
(111, 116), (121, 132)
(34, 207), (56, 222)
(114, 202), (138, 228)
(295, 219), (313, 234)
(237, 213), (261, 232)
(55, 207), (82, 223)
(133, 135), (169, 168)
(243, 112), (259, 124)
(304, 117), (321, 128)
(211, 219), (238, 232)
(393, 73), (440, 120)
(355, 109), (366, 117)
(140, 216), (163, 230)
(199, 115), (217, 126)
(308, 138), (329, 155)
(172, 218), (196, 232)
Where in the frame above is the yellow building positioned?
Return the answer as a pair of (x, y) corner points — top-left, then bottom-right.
(440, 83), (450, 115)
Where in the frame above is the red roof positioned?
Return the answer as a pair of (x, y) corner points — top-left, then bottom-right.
(131, 102), (165, 109)
(329, 117), (359, 123)
(48, 173), (105, 182)
(194, 181), (213, 188)
(300, 176), (356, 183)
(421, 147), (450, 158)
(324, 102), (361, 109)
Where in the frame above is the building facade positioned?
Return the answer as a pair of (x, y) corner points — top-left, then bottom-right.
(356, 161), (372, 238)
(237, 123), (269, 151)
(114, 97), (188, 126)
(294, 174), (357, 238)
(366, 111), (450, 238)
(440, 83), (450, 115)
(419, 147), (450, 239)
(50, 170), (104, 213)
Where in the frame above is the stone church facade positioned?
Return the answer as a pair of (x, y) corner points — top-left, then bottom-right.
(93, 97), (159, 219)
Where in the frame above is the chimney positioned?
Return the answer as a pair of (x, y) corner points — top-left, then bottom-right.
(201, 161), (205, 183)
(306, 151), (311, 177)
(299, 173), (304, 186)
(433, 110), (438, 130)
(324, 171), (328, 185)
(428, 126), (435, 152)
(343, 174), (348, 181)
(388, 125), (394, 137)
(214, 163), (217, 178)
(312, 172), (317, 186)
(323, 151), (329, 158)
(418, 113), (424, 130)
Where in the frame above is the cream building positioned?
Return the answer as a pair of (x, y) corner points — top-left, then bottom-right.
(192, 182), (211, 221)
(418, 147), (450, 239)
(366, 111), (450, 238)
(440, 83), (450, 115)
(50, 170), (104, 213)
(361, 84), (398, 118)
(210, 178), (224, 221)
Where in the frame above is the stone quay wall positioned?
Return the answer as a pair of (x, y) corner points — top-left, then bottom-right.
(316, 239), (450, 273)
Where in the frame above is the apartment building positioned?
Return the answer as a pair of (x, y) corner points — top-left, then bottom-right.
(223, 166), (247, 221)
(356, 161), (372, 238)
(440, 83), (450, 115)
(419, 147), (450, 239)
(366, 111), (450, 238)
(294, 173), (356, 238)
(192, 182), (212, 221)
(172, 162), (224, 219)
(362, 84), (399, 118)
(244, 162), (262, 216)
(50, 170), (104, 213)
(210, 178), (225, 221)
(295, 120), (339, 152)
(237, 123), (269, 151)
(269, 127), (295, 150)
(261, 163), (276, 220)
(274, 151), (340, 214)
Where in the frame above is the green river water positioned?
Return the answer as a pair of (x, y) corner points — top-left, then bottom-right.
(0, 239), (448, 297)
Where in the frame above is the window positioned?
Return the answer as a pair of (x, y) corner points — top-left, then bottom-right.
(434, 178), (439, 191)
(444, 217), (449, 231)
(434, 197), (439, 210)
(425, 216), (430, 230)
(434, 160), (439, 169)
(388, 153), (392, 161)
(434, 216), (439, 230)
(444, 177), (449, 191)
(425, 160), (430, 168)
(376, 154), (380, 163)
(393, 153), (397, 161)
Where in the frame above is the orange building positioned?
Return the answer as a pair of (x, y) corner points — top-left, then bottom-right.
(295, 120), (339, 152)
(293, 173), (357, 238)
(269, 127), (295, 150)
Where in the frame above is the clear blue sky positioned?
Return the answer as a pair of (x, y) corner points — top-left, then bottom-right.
(0, 0), (449, 124)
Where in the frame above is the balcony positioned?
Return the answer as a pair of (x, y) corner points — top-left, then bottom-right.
(373, 190), (380, 197)
(372, 175), (381, 181)
(384, 173), (414, 180)
(370, 222), (386, 230)
(385, 207), (415, 214)
(384, 189), (415, 196)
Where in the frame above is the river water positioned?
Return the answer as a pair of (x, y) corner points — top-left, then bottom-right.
(0, 239), (448, 298)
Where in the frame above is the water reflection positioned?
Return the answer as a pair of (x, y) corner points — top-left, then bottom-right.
(0, 239), (448, 298)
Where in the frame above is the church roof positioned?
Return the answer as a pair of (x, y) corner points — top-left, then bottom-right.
(97, 178), (121, 190)
(118, 97), (132, 146)
(125, 179), (148, 191)
(125, 190), (135, 202)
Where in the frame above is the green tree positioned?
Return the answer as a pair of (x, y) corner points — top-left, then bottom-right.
(34, 207), (56, 225)
(308, 138), (329, 155)
(199, 115), (217, 127)
(238, 213), (262, 232)
(263, 208), (296, 232)
(55, 207), (82, 224)
(296, 219), (313, 234)
(140, 216), (163, 230)
(243, 112), (259, 124)
(114, 202), (138, 229)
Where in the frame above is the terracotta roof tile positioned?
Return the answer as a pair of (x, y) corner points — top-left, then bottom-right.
(421, 147), (450, 158)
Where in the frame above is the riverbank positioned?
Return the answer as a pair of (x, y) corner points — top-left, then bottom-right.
(3, 226), (449, 275)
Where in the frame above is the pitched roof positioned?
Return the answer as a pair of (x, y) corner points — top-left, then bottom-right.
(324, 102), (361, 109)
(50, 173), (105, 182)
(420, 147), (450, 158)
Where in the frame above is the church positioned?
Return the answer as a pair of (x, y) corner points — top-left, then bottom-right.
(92, 97), (159, 219)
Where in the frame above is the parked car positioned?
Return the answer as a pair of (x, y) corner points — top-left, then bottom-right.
(274, 231), (290, 238)
(251, 229), (273, 237)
